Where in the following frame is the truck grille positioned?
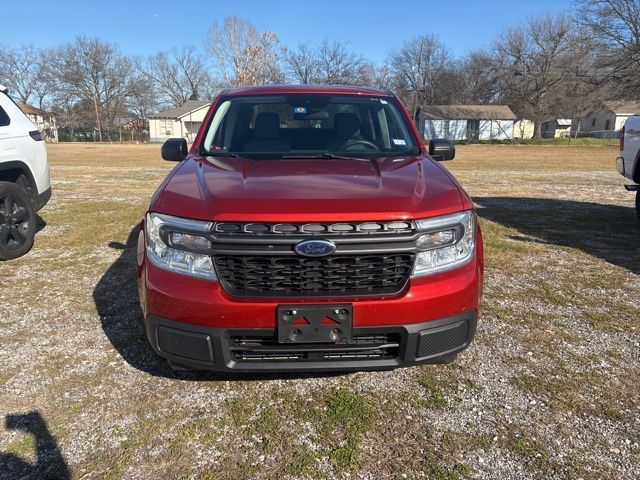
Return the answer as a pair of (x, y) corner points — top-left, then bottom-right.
(208, 220), (418, 298)
(214, 254), (415, 297)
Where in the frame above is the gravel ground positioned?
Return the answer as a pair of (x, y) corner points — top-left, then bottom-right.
(0, 143), (638, 479)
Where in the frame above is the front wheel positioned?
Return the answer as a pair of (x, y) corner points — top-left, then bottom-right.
(0, 181), (36, 260)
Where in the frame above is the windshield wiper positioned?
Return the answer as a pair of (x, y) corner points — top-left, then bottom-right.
(280, 153), (369, 161)
(203, 151), (241, 157)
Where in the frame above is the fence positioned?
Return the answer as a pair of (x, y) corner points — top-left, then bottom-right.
(57, 128), (150, 143)
(425, 127), (621, 145)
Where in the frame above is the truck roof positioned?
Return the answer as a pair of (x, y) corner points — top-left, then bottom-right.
(224, 84), (391, 97)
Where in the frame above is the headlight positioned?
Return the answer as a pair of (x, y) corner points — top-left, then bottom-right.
(412, 211), (476, 277)
(145, 212), (217, 280)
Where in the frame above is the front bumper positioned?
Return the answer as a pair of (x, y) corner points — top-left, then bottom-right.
(146, 310), (478, 372)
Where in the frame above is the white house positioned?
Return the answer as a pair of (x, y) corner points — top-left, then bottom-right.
(422, 105), (517, 141)
(148, 100), (212, 142)
(18, 103), (58, 142)
(576, 101), (640, 136)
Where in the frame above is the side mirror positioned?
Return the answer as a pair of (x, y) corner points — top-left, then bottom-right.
(161, 138), (188, 162)
(428, 139), (455, 161)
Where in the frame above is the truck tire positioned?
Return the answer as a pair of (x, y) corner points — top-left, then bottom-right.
(0, 181), (36, 260)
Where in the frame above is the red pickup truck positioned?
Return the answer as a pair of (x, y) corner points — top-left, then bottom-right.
(137, 85), (483, 372)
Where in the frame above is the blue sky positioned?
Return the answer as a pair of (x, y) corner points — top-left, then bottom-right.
(2, 0), (571, 62)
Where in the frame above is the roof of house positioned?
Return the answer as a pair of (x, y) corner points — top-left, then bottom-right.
(604, 101), (640, 116)
(148, 100), (211, 119)
(421, 105), (517, 120)
(18, 103), (51, 116)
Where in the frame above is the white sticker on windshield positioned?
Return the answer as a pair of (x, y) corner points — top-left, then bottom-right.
(393, 139), (407, 146)
(380, 99), (388, 104)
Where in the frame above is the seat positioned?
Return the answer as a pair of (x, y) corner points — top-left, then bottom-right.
(243, 113), (289, 152)
(328, 112), (362, 151)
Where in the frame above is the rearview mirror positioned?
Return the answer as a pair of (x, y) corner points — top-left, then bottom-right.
(428, 139), (455, 161)
(161, 138), (188, 162)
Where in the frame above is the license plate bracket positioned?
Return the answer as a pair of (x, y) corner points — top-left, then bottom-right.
(277, 304), (353, 343)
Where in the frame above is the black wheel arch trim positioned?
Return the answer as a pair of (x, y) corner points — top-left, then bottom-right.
(0, 160), (39, 194)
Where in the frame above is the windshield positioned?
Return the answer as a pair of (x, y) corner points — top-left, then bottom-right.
(201, 94), (419, 157)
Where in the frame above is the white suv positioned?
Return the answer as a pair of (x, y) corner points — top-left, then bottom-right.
(0, 84), (51, 260)
(616, 115), (640, 220)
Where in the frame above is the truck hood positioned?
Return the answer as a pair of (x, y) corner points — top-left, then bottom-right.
(152, 155), (466, 221)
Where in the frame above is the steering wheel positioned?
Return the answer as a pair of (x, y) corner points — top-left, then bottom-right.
(342, 139), (379, 151)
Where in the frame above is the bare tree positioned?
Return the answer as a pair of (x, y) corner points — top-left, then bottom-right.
(315, 38), (367, 84)
(388, 35), (451, 116)
(286, 43), (318, 84)
(457, 51), (500, 104)
(49, 36), (136, 141)
(576, 0), (640, 98)
(128, 75), (159, 121)
(0, 45), (51, 108)
(285, 39), (369, 85)
(207, 16), (284, 87)
(492, 14), (593, 137)
(139, 47), (210, 107)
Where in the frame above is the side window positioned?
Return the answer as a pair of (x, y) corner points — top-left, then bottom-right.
(0, 105), (10, 127)
(605, 119), (611, 131)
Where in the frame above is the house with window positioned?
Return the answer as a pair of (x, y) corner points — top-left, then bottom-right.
(576, 101), (640, 136)
(148, 100), (212, 142)
(422, 105), (517, 141)
(17, 103), (58, 142)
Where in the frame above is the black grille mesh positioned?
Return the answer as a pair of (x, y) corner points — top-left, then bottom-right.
(214, 220), (414, 236)
(230, 334), (401, 362)
(416, 322), (469, 358)
(157, 327), (212, 362)
(214, 254), (415, 297)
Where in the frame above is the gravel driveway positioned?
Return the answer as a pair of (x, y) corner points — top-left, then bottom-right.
(1, 143), (638, 479)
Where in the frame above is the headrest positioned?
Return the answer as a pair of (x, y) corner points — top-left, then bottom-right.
(253, 112), (280, 139)
(334, 112), (360, 140)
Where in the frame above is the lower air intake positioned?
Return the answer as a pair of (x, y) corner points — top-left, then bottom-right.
(415, 321), (469, 358)
(157, 326), (213, 362)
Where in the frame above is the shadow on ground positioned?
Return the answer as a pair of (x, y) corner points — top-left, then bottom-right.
(93, 226), (347, 381)
(475, 196), (640, 274)
(35, 215), (46, 234)
(0, 411), (69, 480)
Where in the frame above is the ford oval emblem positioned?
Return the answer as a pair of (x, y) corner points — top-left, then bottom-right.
(294, 239), (336, 257)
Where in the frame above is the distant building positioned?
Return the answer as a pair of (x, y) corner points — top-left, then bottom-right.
(148, 100), (211, 142)
(422, 105), (517, 141)
(18, 103), (58, 142)
(576, 101), (640, 136)
(513, 119), (535, 140)
(541, 118), (573, 138)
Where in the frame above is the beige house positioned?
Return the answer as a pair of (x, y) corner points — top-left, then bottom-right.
(18, 103), (58, 142)
(148, 100), (212, 142)
(513, 119), (535, 139)
(576, 101), (640, 136)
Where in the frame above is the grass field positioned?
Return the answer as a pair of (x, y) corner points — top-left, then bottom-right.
(1, 143), (639, 479)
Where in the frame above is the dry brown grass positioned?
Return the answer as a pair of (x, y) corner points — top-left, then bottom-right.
(1, 143), (639, 480)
